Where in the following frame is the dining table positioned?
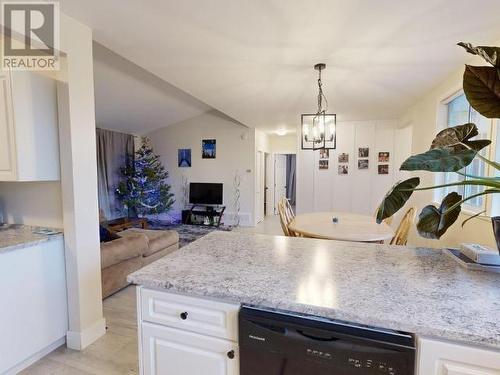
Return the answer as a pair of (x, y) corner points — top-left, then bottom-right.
(288, 211), (395, 243)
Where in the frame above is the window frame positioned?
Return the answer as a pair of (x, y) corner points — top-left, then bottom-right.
(435, 89), (496, 217)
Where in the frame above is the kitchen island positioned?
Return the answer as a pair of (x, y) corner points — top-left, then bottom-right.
(128, 231), (500, 374)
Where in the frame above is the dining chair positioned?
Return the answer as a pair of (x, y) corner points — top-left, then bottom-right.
(278, 197), (300, 237)
(277, 198), (291, 236)
(390, 207), (416, 246)
(283, 198), (295, 221)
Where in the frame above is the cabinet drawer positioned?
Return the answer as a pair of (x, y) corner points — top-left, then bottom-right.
(141, 288), (239, 341)
(141, 322), (239, 375)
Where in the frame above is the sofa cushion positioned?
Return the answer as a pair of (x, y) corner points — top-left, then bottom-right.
(100, 234), (147, 269)
(119, 228), (180, 257)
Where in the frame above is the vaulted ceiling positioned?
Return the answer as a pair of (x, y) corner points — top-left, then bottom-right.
(61, 0), (500, 134)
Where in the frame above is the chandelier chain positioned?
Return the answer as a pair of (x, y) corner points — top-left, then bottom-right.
(317, 67), (328, 113)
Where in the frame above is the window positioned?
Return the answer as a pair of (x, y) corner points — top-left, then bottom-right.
(439, 93), (493, 212)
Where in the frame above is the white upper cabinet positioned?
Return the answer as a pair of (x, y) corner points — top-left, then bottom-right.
(0, 70), (60, 181)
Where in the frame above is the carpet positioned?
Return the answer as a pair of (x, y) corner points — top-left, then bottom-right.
(146, 220), (232, 248)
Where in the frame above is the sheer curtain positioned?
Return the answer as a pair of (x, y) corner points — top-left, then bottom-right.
(96, 128), (135, 220)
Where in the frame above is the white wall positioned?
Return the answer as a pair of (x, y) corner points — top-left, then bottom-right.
(297, 120), (406, 216)
(0, 181), (63, 227)
(147, 111), (256, 226)
(269, 134), (296, 154)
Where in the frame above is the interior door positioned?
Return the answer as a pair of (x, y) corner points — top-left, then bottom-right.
(274, 154), (287, 214)
(265, 153), (273, 216)
(141, 322), (239, 375)
(256, 151), (264, 223)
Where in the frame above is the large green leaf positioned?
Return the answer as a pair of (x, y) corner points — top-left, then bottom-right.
(376, 177), (420, 224)
(430, 123), (490, 152)
(400, 148), (476, 172)
(458, 42), (500, 68)
(417, 192), (462, 239)
(463, 65), (500, 119)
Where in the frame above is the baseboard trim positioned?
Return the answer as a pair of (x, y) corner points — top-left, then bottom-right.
(66, 317), (106, 350)
(4, 336), (66, 375)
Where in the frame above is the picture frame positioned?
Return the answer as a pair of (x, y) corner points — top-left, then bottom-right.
(358, 147), (369, 158)
(338, 153), (349, 163)
(178, 149), (191, 167)
(378, 164), (389, 175)
(378, 152), (390, 162)
(358, 159), (369, 169)
(202, 139), (216, 159)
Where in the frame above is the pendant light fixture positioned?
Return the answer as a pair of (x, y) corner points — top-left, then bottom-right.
(301, 63), (336, 150)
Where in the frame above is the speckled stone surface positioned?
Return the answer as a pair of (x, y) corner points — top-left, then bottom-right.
(0, 224), (63, 254)
(128, 231), (500, 349)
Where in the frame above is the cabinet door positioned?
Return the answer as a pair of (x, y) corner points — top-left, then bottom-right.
(141, 322), (239, 375)
(418, 337), (500, 375)
(0, 72), (16, 180)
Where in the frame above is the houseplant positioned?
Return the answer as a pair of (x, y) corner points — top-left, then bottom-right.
(116, 138), (175, 218)
(376, 42), (500, 248)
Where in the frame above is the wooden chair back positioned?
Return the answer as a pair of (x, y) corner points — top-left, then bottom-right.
(390, 207), (416, 246)
(277, 199), (291, 236)
(278, 197), (297, 237)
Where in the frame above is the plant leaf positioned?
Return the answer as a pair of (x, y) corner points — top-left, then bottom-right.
(376, 177), (420, 224)
(430, 123), (490, 152)
(400, 148), (476, 172)
(458, 42), (500, 68)
(463, 65), (500, 119)
(417, 192), (462, 239)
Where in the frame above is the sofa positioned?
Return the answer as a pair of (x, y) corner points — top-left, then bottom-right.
(100, 228), (179, 298)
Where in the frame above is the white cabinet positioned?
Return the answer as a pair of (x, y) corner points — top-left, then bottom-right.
(142, 322), (239, 375)
(137, 287), (240, 375)
(141, 288), (239, 341)
(0, 237), (68, 374)
(418, 337), (500, 375)
(0, 70), (60, 181)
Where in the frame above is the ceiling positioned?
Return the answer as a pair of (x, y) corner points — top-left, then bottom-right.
(93, 42), (211, 135)
(62, 0), (500, 134)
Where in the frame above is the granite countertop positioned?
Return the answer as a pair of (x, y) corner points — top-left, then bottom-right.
(0, 224), (63, 254)
(128, 231), (500, 349)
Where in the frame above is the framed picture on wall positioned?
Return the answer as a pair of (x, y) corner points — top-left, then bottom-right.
(378, 164), (389, 174)
(358, 159), (369, 169)
(319, 148), (329, 159)
(358, 147), (369, 158)
(202, 139), (216, 159)
(338, 153), (349, 163)
(378, 152), (390, 162)
(178, 149), (191, 167)
(338, 165), (348, 175)
(319, 160), (329, 170)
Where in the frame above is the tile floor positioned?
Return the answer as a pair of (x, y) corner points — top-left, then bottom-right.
(22, 215), (283, 374)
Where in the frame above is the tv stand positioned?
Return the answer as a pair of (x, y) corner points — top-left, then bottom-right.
(185, 205), (226, 227)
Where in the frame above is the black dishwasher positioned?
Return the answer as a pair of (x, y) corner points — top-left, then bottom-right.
(239, 306), (415, 375)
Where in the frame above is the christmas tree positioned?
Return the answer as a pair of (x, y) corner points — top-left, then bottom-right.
(116, 139), (175, 217)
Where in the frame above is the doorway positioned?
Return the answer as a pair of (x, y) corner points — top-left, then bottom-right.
(274, 154), (296, 215)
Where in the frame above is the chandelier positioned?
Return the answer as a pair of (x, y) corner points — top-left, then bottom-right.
(301, 63), (336, 150)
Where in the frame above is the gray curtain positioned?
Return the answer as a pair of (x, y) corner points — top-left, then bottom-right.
(96, 128), (135, 220)
(285, 154), (296, 206)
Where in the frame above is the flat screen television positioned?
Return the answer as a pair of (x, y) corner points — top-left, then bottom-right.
(189, 183), (223, 205)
